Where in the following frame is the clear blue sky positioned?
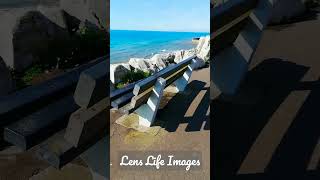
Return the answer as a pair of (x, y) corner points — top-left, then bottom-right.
(110, 0), (210, 33)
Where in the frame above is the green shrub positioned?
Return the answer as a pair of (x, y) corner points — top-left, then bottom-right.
(11, 64), (43, 89)
(121, 70), (151, 84)
(115, 70), (151, 89)
(37, 26), (108, 70)
(21, 65), (43, 85)
(116, 82), (126, 89)
(11, 25), (108, 91)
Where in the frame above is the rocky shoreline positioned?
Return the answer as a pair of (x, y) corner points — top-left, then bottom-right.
(110, 35), (210, 87)
(0, 0), (108, 96)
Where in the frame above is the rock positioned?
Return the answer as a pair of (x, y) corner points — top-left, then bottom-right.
(183, 49), (196, 60)
(37, 5), (67, 29)
(270, 0), (306, 24)
(110, 63), (131, 84)
(13, 11), (69, 71)
(196, 37), (206, 53)
(0, 9), (69, 72)
(197, 36), (210, 62)
(150, 54), (171, 70)
(174, 50), (185, 63)
(128, 58), (151, 72)
(88, 0), (109, 30)
(0, 10), (17, 70)
(0, 57), (14, 96)
(60, 0), (108, 29)
(0, 1), (108, 73)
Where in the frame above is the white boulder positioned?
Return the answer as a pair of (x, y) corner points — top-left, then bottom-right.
(183, 49), (197, 60)
(174, 50), (185, 63)
(128, 58), (151, 72)
(196, 37), (206, 53)
(197, 36), (210, 62)
(150, 54), (170, 70)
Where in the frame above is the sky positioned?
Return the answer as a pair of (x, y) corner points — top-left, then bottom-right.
(110, 0), (210, 33)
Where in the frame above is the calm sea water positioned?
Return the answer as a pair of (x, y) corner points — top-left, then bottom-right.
(110, 30), (209, 63)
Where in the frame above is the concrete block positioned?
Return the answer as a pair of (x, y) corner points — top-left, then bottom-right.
(74, 61), (108, 108)
(64, 98), (107, 147)
(135, 78), (166, 127)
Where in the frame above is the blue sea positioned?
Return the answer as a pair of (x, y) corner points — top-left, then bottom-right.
(110, 30), (209, 63)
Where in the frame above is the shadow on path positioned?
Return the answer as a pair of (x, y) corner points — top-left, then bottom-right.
(212, 58), (320, 179)
(156, 80), (210, 133)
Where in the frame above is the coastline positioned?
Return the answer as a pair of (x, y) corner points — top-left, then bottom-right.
(110, 35), (210, 87)
(110, 48), (188, 65)
(110, 30), (209, 64)
(110, 38), (201, 64)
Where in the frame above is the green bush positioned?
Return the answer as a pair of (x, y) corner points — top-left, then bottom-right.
(37, 26), (108, 70)
(11, 64), (43, 89)
(21, 64), (43, 85)
(115, 70), (151, 89)
(116, 82), (126, 89)
(11, 26), (108, 90)
(121, 70), (151, 83)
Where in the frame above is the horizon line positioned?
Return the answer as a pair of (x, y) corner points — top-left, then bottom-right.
(110, 29), (210, 33)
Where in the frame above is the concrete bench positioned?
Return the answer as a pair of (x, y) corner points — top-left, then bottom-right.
(0, 56), (108, 178)
(0, 56), (106, 134)
(211, 0), (274, 96)
(110, 82), (137, 109)
(74, 60), (108, 108)
(3, 95), (79, 151)
(37, 59), (108, 178)
(110, 56), (198, 112)
(125, 55), (198, 127)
